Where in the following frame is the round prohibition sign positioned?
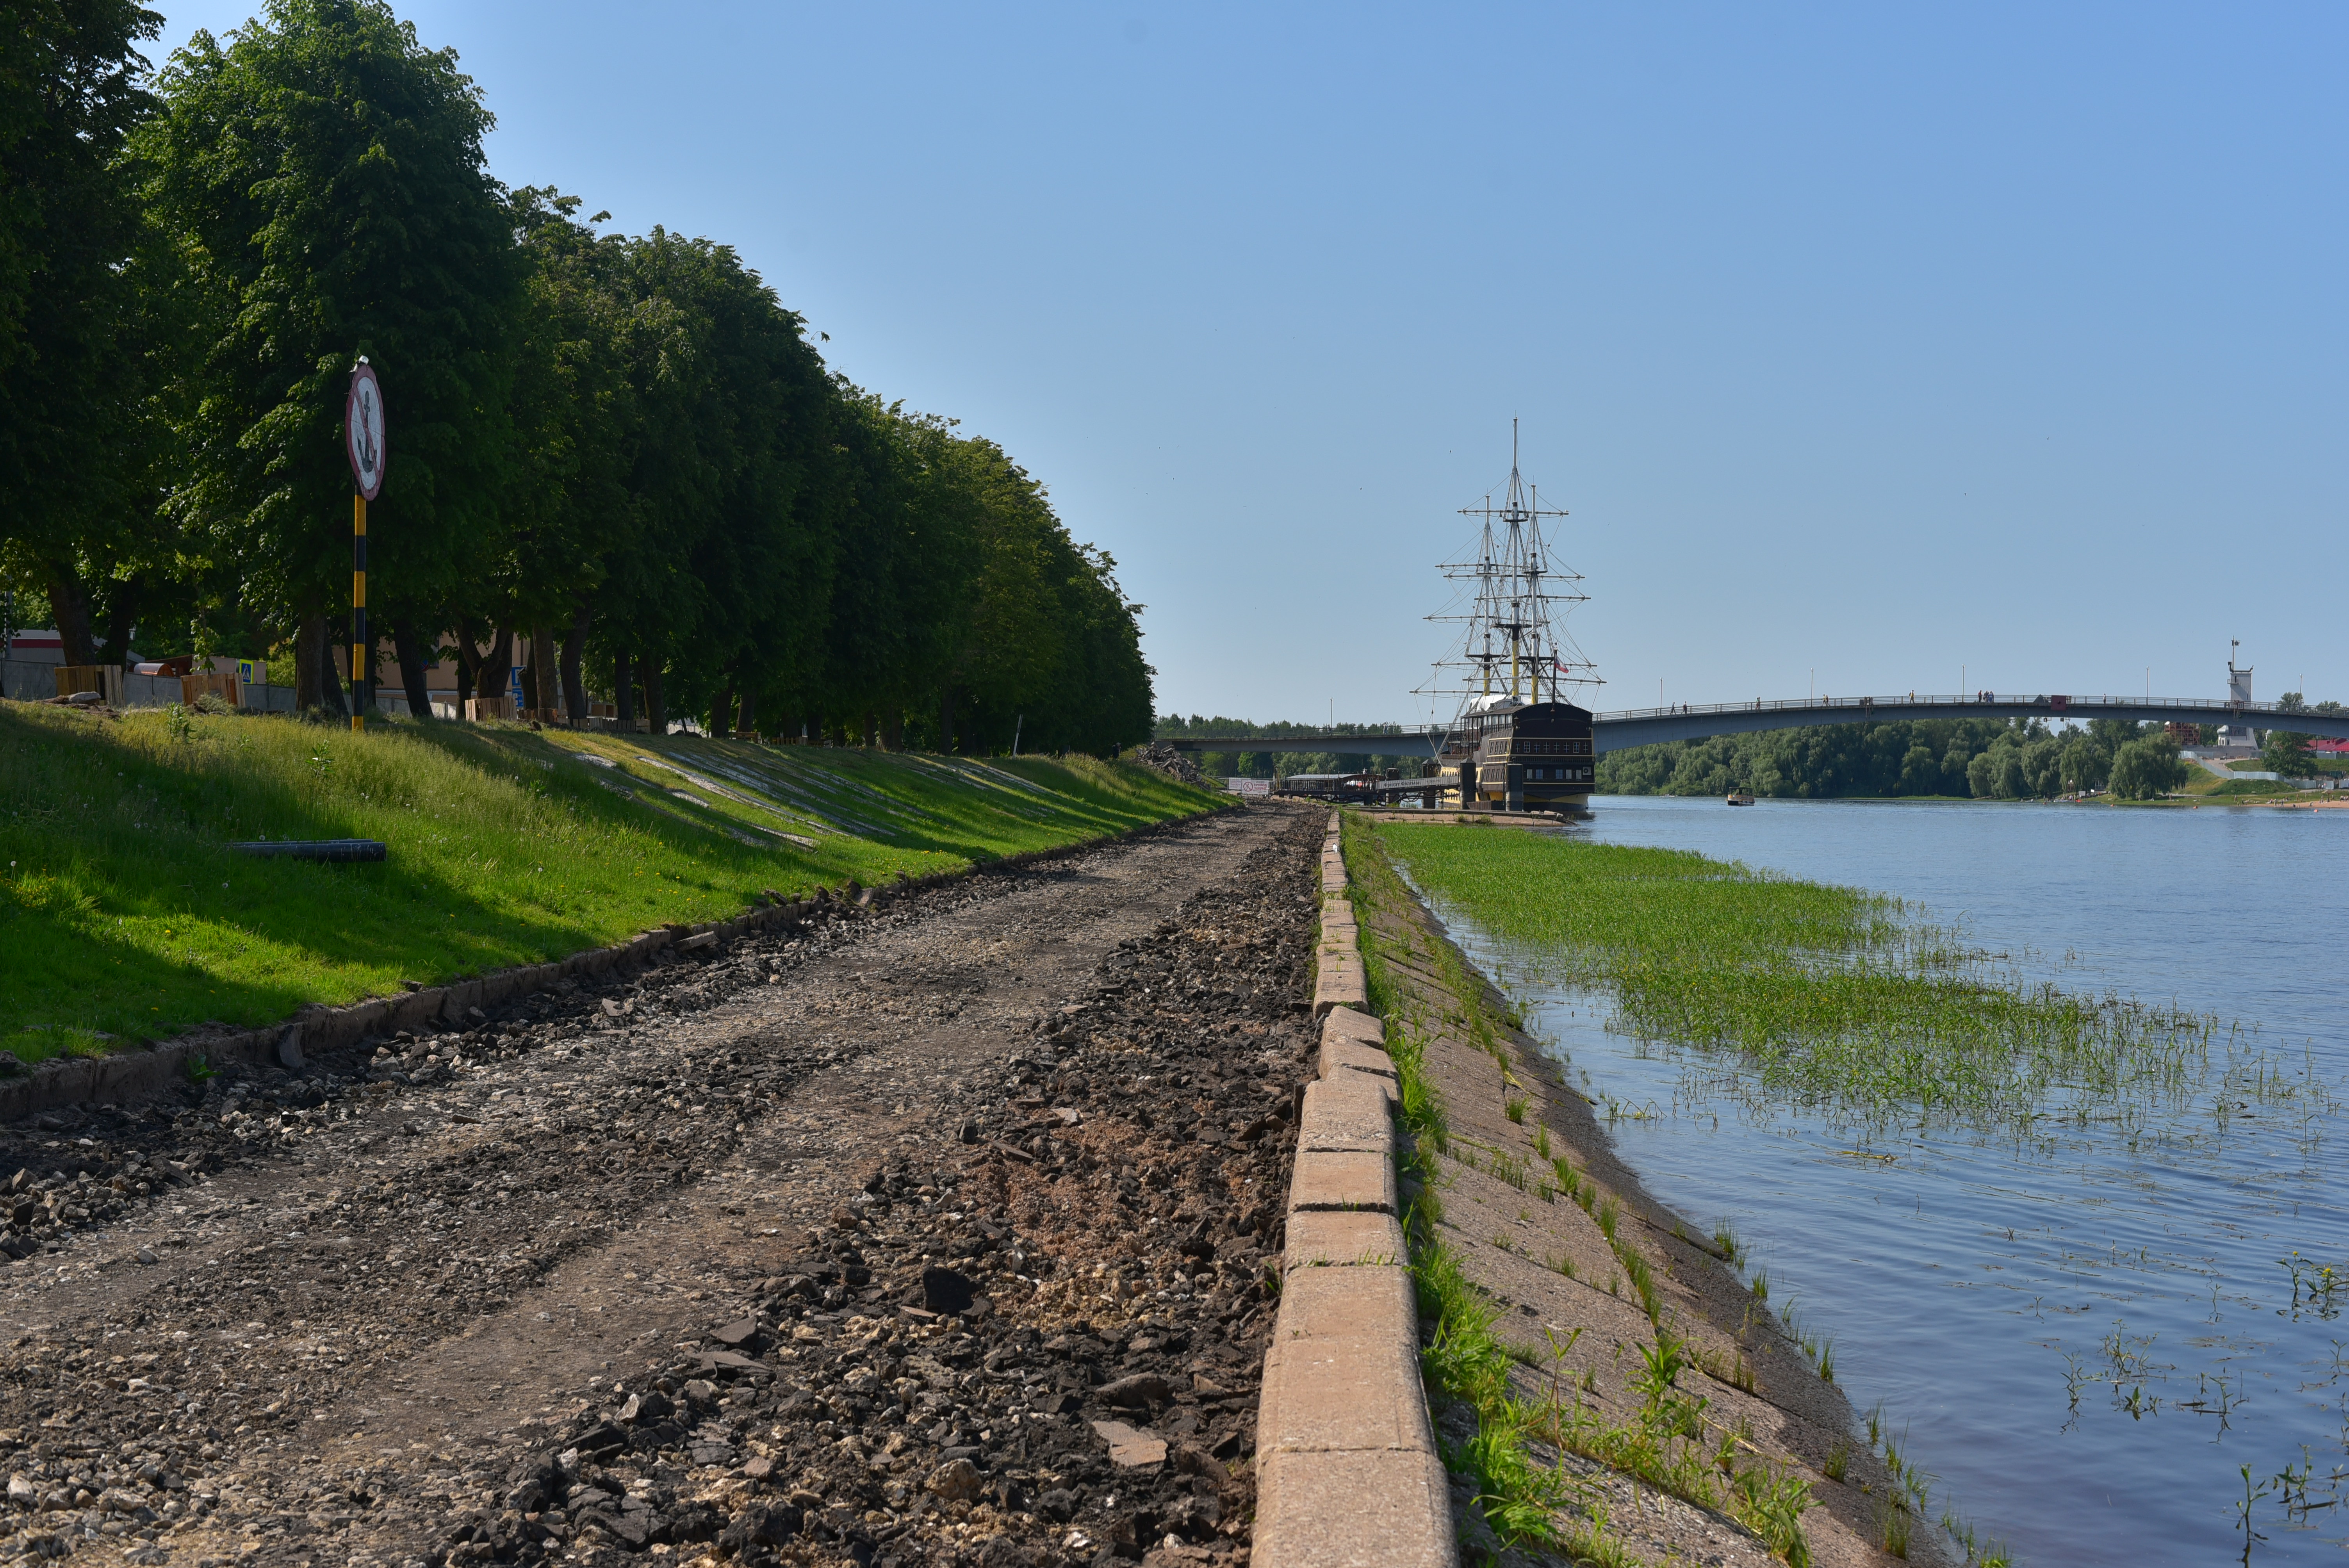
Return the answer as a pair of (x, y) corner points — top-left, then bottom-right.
(346, 361), (387, 500)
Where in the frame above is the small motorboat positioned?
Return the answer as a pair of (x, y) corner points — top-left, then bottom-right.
(1725, 789), (1755, 806)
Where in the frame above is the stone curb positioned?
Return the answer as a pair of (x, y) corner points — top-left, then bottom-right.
(1297, 1074), (1395, 1153)
(0, 805), (1231, 1127)
(1254, 1450), (1454, 1568)
(1317, 1039), (1399, 1103)
(1255, 811), (1457, 1568)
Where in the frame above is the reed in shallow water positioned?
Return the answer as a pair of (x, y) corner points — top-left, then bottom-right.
(1373, 820), (2221, 1130)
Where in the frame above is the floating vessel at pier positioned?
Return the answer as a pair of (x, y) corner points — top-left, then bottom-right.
(1420, 428), (1602, 813)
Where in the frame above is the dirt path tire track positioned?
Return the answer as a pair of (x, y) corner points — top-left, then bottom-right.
(0, 801), (1316, 1567)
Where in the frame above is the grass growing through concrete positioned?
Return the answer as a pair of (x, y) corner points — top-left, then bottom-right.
(1344, 813), (1819, 1566)
(0, 704), (1220, 1061)
(1344, 811), (1589, 1557)
(1371, 818), (2219, 1131)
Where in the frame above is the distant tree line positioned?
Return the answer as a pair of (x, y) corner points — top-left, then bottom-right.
(1151, 715), (1430, 781)
(1601, 717), (2201, 802)
(0, 0), (1152, 754)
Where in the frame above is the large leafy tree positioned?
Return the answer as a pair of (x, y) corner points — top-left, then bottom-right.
(137, 0), (519, 709)
(488, 188), (636, 722)
(2108, 736), (2188, 800)
(921, 433), (1063, 752)
(0, 0), (163, 663)
(2261, 692), (2320, 779)
(663, 235), (837, 733)
(793, 393), (936, 745)
(2261, 727), (2319, 779)
(587, 229), (835, 733)
(2, 0), (1157, 750)
(1034, 541), (1153, 754)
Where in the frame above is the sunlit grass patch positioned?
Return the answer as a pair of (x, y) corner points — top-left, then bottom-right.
(0, 704), (1220, 1057)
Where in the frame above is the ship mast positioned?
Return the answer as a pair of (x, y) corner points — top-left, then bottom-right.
(1419, 422), (1599, 737)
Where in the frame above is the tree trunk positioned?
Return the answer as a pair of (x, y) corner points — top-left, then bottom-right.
(452, 620), (485, 705)
(324, 638), (351, 719)
(296, 613), (328, 711)
(643, 663), (666, 734)
(96, 572), (143, 667)
(862, 712), (877, 749)
(882, 710), (904, 751)
(526, 624), (554, 712)
(478, 627), (514, 710)
(735, 686), (759, 737)
(45, 571), (95, 667)
(939, 688), (957, 754)
(711, 688), (735, 739)
(615, 649), (634, 730)
(560, 607), (590, 727)
(391, 621), (436, 719)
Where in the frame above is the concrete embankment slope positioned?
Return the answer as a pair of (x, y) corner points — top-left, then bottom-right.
(1252, 813), (1457, 1567)
(1338, 812), (1946, 1567)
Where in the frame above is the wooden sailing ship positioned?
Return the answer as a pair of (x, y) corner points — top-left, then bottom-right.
(1421, 426), (1601, 813)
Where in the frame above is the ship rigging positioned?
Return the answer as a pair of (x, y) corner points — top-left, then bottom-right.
(1414, 425), (1603, 813)
(1420, 420), (1600, 716)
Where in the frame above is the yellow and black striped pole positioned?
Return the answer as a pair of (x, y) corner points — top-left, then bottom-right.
(345, 355), (384, 729)
(352, 493), (367, 732)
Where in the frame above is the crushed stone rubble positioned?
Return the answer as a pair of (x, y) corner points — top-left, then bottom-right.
(0, 802), (1321, 1567)
(1126, 747), (1207, 790)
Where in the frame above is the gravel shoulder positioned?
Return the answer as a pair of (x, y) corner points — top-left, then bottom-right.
(0, 799), (1324, 1568)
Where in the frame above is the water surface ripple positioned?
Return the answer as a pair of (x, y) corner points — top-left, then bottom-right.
(1408, 796), (2349, 1566)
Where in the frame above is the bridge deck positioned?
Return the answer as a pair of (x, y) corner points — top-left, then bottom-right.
(1157, 694), (2349, 757)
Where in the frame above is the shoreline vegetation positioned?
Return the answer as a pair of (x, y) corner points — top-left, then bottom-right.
(1337, 811), (1995, 1566)
(0, 702), (1222, 1065)
(1599, 712), (2344, 805)
(1369, 820), (2247, 1140)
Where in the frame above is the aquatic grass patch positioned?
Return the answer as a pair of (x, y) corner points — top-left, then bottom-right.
(1369, 818), (2222, 1131)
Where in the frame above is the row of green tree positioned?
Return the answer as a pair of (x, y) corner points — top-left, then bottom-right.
(0, 0), (1151, 753)
(1599, 707), (2340, 801)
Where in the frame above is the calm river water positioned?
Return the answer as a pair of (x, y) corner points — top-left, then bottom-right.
(1404, 795), (2349, 1566)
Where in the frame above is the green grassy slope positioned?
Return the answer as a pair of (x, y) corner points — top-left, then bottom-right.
(0, 705), (1222, 1062)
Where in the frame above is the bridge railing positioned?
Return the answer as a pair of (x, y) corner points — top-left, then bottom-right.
(1151, 724), (1427, 739)
(1597, 693), (2312, 723)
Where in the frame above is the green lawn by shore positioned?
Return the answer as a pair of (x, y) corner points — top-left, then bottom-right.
(0, 704), (1221, 1064)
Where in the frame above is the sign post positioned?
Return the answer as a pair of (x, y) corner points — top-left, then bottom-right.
(344, 360), (387, 731)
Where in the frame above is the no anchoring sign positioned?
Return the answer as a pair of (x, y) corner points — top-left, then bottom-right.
(346, 360), (386, 500)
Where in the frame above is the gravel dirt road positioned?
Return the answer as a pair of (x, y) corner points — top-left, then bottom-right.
(0, 798), (1322, 1568)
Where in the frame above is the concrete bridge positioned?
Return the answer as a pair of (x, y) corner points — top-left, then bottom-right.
(1157, 692), (2349, 758)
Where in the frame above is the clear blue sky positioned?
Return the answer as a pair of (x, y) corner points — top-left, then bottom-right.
(155, 3), (2349, 725)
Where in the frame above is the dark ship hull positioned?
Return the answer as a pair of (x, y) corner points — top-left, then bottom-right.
(1439, 699), (1595, 812)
